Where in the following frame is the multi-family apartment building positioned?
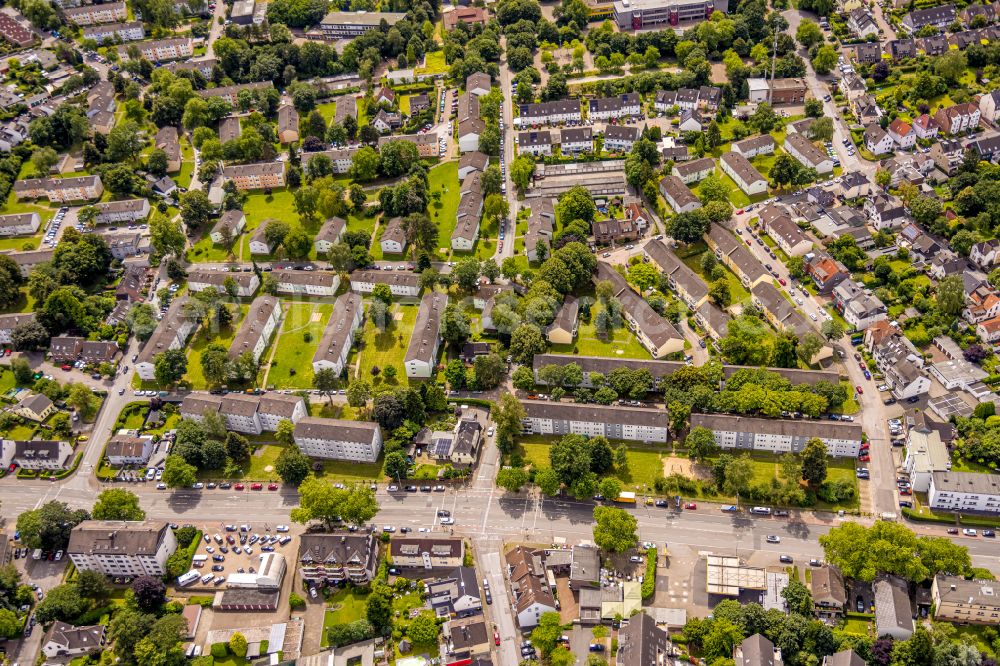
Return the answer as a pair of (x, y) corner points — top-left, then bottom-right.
(13, 175), (103, 203)
(210, 210), (245, 244)
(319, 10), (406, 38)
(901, 4), (956, 32)
(928, 471), (1000, 513)
(559, 126), (593, 154)
(350, 270), (421, 298)
(833, 279), (888, 330)
(154, 125), (181, 172)
(0, 313), (33, 345)
(63, 2), (127, 25)
(186, 268), (259, 297)
(312, 293), (363, 376)
(135, 297), (198, 380)
(67, 521), (178, 577)
(221, 162), (285, 190)
(934, 102), (981, 135)
(405, 292), (447, 379)
(94, 199), (150, 225)
(587, 93), (641, 121)
(931, 575), (1000, 624)
(179, 392), (306, 434)
(705, 224), (770, 289)
(0, 212), (40, 236)
(515, 99), (581, 127)
(452, 172), (483, 251)
(784, 134), (834, 174)
(864, 124), (894, 156)
(377, 133), (438, 158)
(229, 294), (280, 363)
(520, 400), (670, 443)
(120, 38), (193, 62)
(746, 77), (808, 104)
(603, 125), (640, 152)
(379, 216), (407, 255)
(311, 217), (345, 257)
(105, 435), (153, 467)
(672, 156), (715, 184)
(292, 417), (383, 462)
(3, 439), (72, 469)
(390, 537), (464, 569)
(197, 81), (274, 107)
(731, 134), (776, 159)
(612, 0), (726, 31)
(594, 262), (684, 357)
(518, 130), (552, 157)
(272, 269), (339, 297)
(760, 205), (811, 256)
(720, 151), (768, 196)
(82, 20), (145, 42)
(298, 533), (379, 586)
(305, 148), (355, 175)
(243, 223), (271, 253)
(690, 413), (863, 457)
(659, 175), (702, 214)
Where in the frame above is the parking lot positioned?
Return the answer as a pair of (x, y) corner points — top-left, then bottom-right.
(187, 524), (295, 589)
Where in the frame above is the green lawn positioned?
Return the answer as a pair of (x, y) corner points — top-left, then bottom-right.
(239, 189), (321, 261)
(429, 161), (460, 258)
(399, 94), (411, 116)
(315, 101), (338, 124)
(189, 232), (238, 262)
(184, 305), (249, 389)
(842, 614), (873, 636)
(316, 457), (384, 482)
(516, 435), (666, 493)
(417, 50), (448, 76)
(266, 302), (335, 389)
(3, 424), (36, 440)
(0, 289), (36, 315)
(704, 451), (859, 510)
(549, 300), (651, 360)
(0, 367), (16, 395)
(357, 302), (417, 387)
(198, 443), (284, 481)
(176, 135), (195, 189)
(321, 588), (369, 647)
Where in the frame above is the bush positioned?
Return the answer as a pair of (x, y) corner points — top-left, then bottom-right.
(289, 593), (305, 609)
(210, 643), (229, 659)
(641, 548), (657, 600)
(173, 525), (198, 547)
(230, 632), (248, 658)
(327, 619), (375, 647)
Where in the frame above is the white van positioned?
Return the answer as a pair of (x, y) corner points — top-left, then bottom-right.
(176, 570), (200, 587)
(750, 507), (772, 516)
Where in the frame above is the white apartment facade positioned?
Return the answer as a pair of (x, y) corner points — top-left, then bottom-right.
(67, 521), (178, 577)
(293, 418), (383, 462)
(690, 413), (863, 457)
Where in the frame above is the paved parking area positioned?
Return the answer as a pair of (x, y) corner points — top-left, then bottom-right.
(186, 525), (297, 590)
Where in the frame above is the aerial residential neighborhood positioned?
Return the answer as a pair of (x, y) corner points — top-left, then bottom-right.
(2, 0), (1000, 662)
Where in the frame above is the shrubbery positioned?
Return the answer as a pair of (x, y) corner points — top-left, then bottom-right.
(327, 619), (375, 647)
(641, 548), (657, 600)
(210, 643), (228, 659)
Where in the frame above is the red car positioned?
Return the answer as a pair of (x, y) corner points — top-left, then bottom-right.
(736, 209), (744, 215)
(858, 454), (870, 462)
(234, 483), (245, 490)
(60, 364), (71, 371)
(251, 483), (263, 490)
(778, 278), (786, 286)
(900, 488), (912, 495)
(684, 502), (697, 510)
(7, 463), (16, 472)
(858, 361), (866, 371)
(494, 631), (500, 646)
(856, 385), (863, 394)
(268, 483), (279, 490)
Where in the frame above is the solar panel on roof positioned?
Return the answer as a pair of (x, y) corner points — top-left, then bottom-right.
(432, 438), (453, 456)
